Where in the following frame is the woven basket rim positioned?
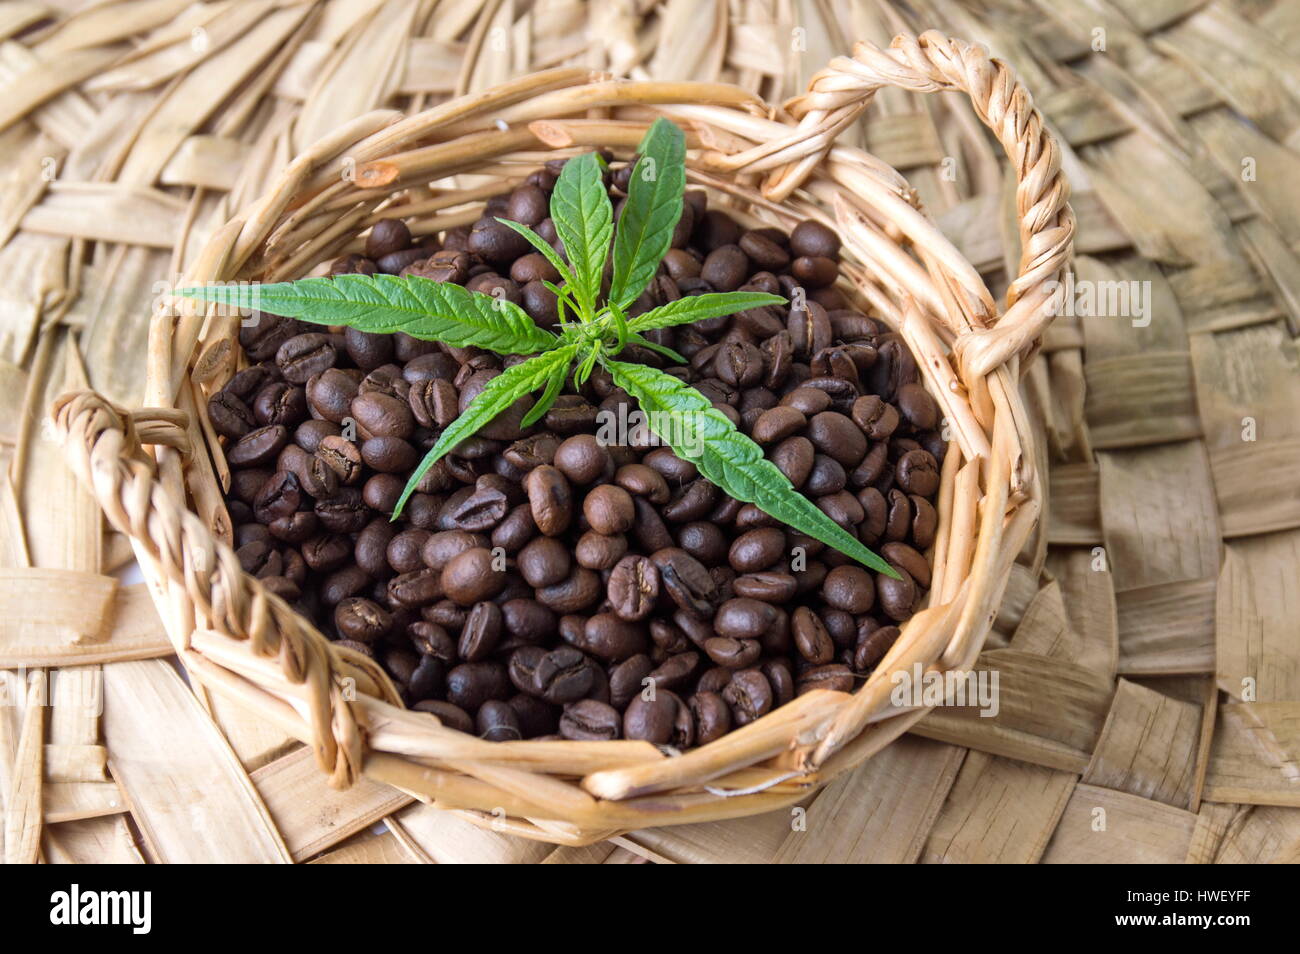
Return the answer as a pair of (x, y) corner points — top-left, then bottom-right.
(53, 31), (1074, 845)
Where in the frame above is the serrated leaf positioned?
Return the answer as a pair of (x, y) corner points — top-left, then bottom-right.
(495, 217), (577, 289)
(627, 291), (786, 333)
(395, 345), (578, 518)
(609, 118), (687, 309)
(549, 152), (612, 318)
(520, 355), (571, 428)
(176, 275), (555, 355)
(606, 359), (899, 576)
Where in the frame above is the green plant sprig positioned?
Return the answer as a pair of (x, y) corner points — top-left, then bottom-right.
(178, 119), (897, 575)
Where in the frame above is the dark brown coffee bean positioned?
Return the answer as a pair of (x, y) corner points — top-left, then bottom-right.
(365, 218), (411, 260)
(852, 395), (900, 440)
(208, 391), (254, 439)
(792, 606), (834, 664)
(877, 565), (917, 621)
(302, 533), (351, 573)
(728, 528), (785, 573)
(334, 597), (392, 643)
(506, 184), (549, 226)
(791, 255), (838, 287)
(909, 495), (937, 549)
(853, 623), (900, 672)
(608, 655), (655, 710)
(632, 497), (675, 553)
(524, 464), (572, 536)
(518, 535), (571, 588)
(881, 541), (929, 588)
(623, 692), (677, 744)
(459, 601), (503, 661)
(761, 659), (795, 707)
(752, 405), (806, 444)
(722, 669), (772, 726)
(689, 691), (731, 744)
(410, 620), (456, 661)
(362, 473), (403, 513)
(387, 568), (443, 608)
(896, 448), (939, 496)
(228, 425), (288, 468)
(559, 699), (621, 740)
(446, 661), (511, 711)
(552, 434), (609, 485)
(277, 333), (338, 384)
(320, 564), (370, 605)
(414, 700), (474, 733)
(421, 530), (484, 571)
(607, 554), (660, 621)
(821, 565), (875, 614)
(408, 655), (445, 702)
(360, 435), (417, 474)
(350, 391), (414, 440)
(535, 567), (602, 614)
(703, 636), (761, 669)
(584, 484), (635, 535)
(476, 700), (521, 741)
(532, 646), (593, 704)
(614, 464), (669, 504)
(383, 529), (429, 574)
(807, 411), (866, 467)
(739, 231), (790, 270)
(240, 313), (300, 362)
(788, 301), (831, 360)
(714, 597), (778, 641)
(730, 571), (796, 605)
(675, 522), (726, 566)
(467, 216), (530, 263)
(314, 487), (368, 533)
(580, 614), (647, 662)
(652, 548), (717, 619)
(441, 547), (506, 605)
(789, 220), (840, 259)
(315, 435), (362, 485)
(253, 470), (300, 524)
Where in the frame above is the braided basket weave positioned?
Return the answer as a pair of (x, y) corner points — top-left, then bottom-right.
(52, 32), (1073, 846)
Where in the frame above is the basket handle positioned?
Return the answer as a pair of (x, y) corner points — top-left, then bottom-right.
(780, 31), (1075, 377)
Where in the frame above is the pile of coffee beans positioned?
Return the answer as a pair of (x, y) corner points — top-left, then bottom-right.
(210, 154), (944, 746)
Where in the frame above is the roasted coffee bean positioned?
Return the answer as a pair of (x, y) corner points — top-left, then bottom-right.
(253, 470), (301, 523)
(807, 411), (866, 467)
(677, 522), (727, 566)
(209, 391), (255, 438)
(302, 533), (352, 572)
(652, 548), (717, 618)
(532, 646), (593, 703)
(728, 528), (785, 573)
(518, 535), (571, 588)
(360, 435), (417, 473)
(560, 699), (621, 740)
(608, 655), (655, 710)
(535, 567), (602, 614)
(789, 220), (840, 259)
(408, 655), (445, 703)
(584, 484), (635, 535)
(305, 369), (358, 424)
(739, 231), (790, 270)
(365, 218), (411, 260)
(420, 529), (482, 572)
(506, 185), (549, 226)
(895, 448), (939, 496)
(459, 601), (503, 661)
(446, 661), (511, 711)
(817, 490), (864, 531)
(796, 663), (855, 695)
(351, 391), (414, 440)
(509, 694), (559, 738)
(410, 620), (456, 661)
(821, 565), (875, 614)
(732, 571), (798, 604)
(441, 547), (506, 605)
(788, 302), (831, 360)
(690, 691), (731, 744)
(632, 497), (675, 553)
(277, 333), (338, 384)
(268, 512), (316, 544)
(320, 564), (370, 605)
(752, 405), (805, 444)
(722, 669), (772, 726)
(853, 623), (900, 672)
(387, 568), (443, 608)
(910, 495), (937, 549)
(414, 700), (474, 733)
(580, 614), (647, 662)
(443, 481), (510, 532)
(491, 503), (537, 553)
(703, 636), (762, 669)
(623, 692), (677, 744)
(770, 436), (814, 489)
(714, 597), (778, 640)
(334, 597), (392, 643)
(476, 700), (521, 741)
(614, 464), (669, 504)
(792, 606), (834, 664)
(467, 217), (530, 263)
(362, 474), (404, 513)
(553, 434), (609, 484)
(762, 658), (796, 707)
(877, 565), (917, 621)
(240, 314), (300, 362)
(315, 435), (362, 485)
(661, 479), (717, 523)
(851, 395), (899, 440)
(524, 464), (572, 536)
(881, 541), (930, 588)
(228, 425), (289, 468)
(607, 554), (659, 621)
(313, 487), (368, 533)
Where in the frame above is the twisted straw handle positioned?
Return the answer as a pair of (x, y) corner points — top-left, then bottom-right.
(780, 31), (1074, 377)
(49, 390), (401, 787)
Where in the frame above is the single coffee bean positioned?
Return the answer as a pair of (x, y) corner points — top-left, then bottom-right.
(277, 333), (338, 384)
(789, 219), (840, 259)
(607, 554), (660, 621)
(652, 548), (718, 619)
(880, 541), (930, 588)
(752, 405), (806, 444)
(446, 661), (511, 711)
(441, 547), (506, 605)
(334, 597), (392, 643)
(807, 411), (867, 467)
(584, 484), (635, 535)
(524, 464), (573, 536)
(209, 391), (255, 438)
(728, 528), (786, 573)
(851, 395), (900, 440)
(579, 614), (647, 662)
(228, 425), (289, 468)
(821, 565), (875, 614)
(762, 658), (796, 707)
(732, 571), (798, 604)
(365, 218), (411, 260)
(702, 636), (762, 669)
(253, 471), (301, 523)
(895, 448), (940, 496)
(518, 535), (571, 588)
(877, 565), (917, 621)
(476, 700), (522, 741)
(614, 463), (669, 504)
(722, 669), (772, 726)
(408, 655), (446, 703)
(792, 606), (834, 664)
(608, 655), (656, 710)
(559, 699), (621, 740)
(854, 623), (900, 672)
(714, 597), (778, 640)
(770, 435), (814, 489)
(690, 691), (731, 744)
(623, 693), (677, 744)
(532, 646), (594, 704)
(574, 531), (627, 570)
(535, 567), (602, 614)
(553, 434), (609, 485)
(387, 568), (443, 608)
(459, 601), (504, 661)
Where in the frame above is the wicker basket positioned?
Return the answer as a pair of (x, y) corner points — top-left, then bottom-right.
(52, 31), (1073, 846)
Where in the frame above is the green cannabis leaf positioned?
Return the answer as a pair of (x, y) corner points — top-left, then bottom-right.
(177, 118), (896, 570)
(176, 274), (555, 355)
(606, 359), (900, 578)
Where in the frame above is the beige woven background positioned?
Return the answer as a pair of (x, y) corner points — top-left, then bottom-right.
(2, 0), (1299, 864)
